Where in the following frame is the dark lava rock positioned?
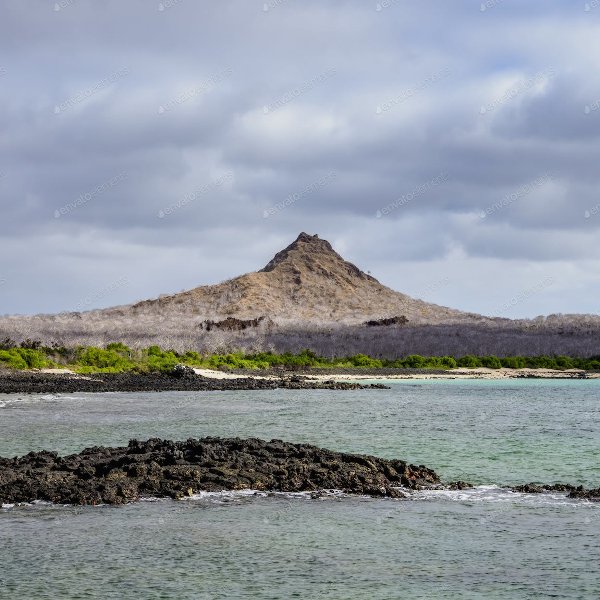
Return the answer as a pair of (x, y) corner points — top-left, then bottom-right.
(446, 481), (473, 490)
(170, 364), (197, 379)
(0, 370), (389, 394)
(512, 483), (545, 494)
(569, 487), (600, 501)
(364, 315), (409, 327)
(0, 437), (439, 505)
(510, 482), (599, 501)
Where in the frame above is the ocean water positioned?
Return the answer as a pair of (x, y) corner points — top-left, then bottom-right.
(1, 380), (599, 599)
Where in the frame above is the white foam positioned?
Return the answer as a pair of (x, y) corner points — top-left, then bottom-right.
(0, 394), (89, 408)
(3, 486), (596, 510)
(411, 485), (593, 506)
(185, 488), (349, 502)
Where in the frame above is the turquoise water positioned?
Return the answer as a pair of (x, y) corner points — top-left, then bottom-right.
(1, 380), (599, 599)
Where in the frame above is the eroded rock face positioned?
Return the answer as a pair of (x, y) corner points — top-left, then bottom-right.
(0, 437), (440, 505)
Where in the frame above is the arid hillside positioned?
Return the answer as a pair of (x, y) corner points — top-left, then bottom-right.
(128, 232), (483, 325)
(1, 232), (599, 356)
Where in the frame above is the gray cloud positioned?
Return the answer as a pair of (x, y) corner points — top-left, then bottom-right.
(0, 0), (599, 317)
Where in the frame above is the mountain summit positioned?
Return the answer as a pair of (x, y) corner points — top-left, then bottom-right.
(129, 232), (471, 325)
(260, 232), (377, 283)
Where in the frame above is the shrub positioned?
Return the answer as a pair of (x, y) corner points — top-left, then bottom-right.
(457, 355), (482, 368)
(555, 356), (575, 370)
(500, 356), (527, 369)
(18, 348), (48, 369)
(402, 355), (428, 369)
(146, 350), (179, 372)
(480, 356), (502, 369)
(0, 349), (28, 369)
(437, 356), (458, 369)
(106, 342), (131, 355)
(0, 348), (49, 369)
(76, 347), (133, 371)
(348, 354), (383, 368)
(181, 351), (201, 364)
(525, 355), (557, 369)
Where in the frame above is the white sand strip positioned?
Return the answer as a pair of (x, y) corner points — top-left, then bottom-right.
(306, 368), (598, 381)
(192, 368), (276, 380)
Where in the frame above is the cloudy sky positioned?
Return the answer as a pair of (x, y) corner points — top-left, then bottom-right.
(1, 0), (599, 318)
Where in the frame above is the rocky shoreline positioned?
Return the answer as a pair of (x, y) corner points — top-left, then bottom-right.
(0, 437), (440, 505)
(1, 436), (597, 507)
(0, 368), (388, 394)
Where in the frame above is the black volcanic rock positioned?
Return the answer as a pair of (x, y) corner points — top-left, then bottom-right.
(0, 370), (389, 394)
(0, 437), (440, 505)
(170, 364), (197, 379)
(511, 482), (600, 500)
(364, 315), (409, 327)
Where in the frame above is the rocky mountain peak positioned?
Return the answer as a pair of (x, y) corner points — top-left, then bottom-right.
(260, 232), (376, 283)
(261, 233), (330, 271)
(114, 232), (469, 326)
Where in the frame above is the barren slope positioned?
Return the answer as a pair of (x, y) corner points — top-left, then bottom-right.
(2, 232), (599, 353)
(126, 232), (480, 325)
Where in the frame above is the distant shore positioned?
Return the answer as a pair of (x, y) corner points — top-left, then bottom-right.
(224, 366), (599, 381)
(0, 368), (388, 394)
(0, 366), (597, 395)
(307, 367), (599, 381)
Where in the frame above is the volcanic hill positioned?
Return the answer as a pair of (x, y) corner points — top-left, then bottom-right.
(129, 232), (478, 325)
(1, 232), (599, 356)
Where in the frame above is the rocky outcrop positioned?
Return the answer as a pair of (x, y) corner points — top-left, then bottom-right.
(0, 437), (440, 505)
(0, 370), (389, 394)
(511, 483), (600, 500)
(364, 316), (409, 327)
(199, 316), (273, 331)
(2, 435), (596, 506)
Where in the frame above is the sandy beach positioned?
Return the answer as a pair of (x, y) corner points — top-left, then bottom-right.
(194, 367), (599, 381)
(27, 366), (598, 384)
(305, 368), (598, 381)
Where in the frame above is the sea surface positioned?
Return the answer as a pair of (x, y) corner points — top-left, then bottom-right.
(1, 379), (599, 599)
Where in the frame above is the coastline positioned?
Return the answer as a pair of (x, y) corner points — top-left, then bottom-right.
(0, 366), (597, 395)
(223, 366), (599, 381)
(305, 367), (599, 381)
(0, 369), (388, 394)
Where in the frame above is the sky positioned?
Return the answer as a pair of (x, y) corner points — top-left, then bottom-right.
(1, 0), (599, 318)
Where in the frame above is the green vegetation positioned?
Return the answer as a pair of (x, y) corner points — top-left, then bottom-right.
(0, 340), (600, 373)
(0, 347), (53, 370)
